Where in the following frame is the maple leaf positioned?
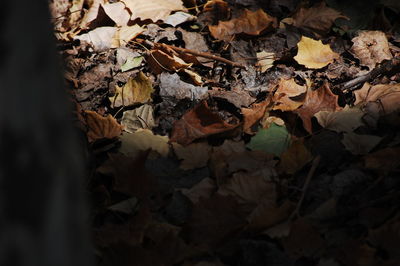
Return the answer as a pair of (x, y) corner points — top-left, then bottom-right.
(291, 1), (348, 36)
(294, 82), (341, 133)
(85, 110), (123, 142)
(350, 31), (392, 69)
(294, 36), (340, 69)
(109, 72), (154, 108)
(209, 9), (277, 41)
(170, 100), (240, 145)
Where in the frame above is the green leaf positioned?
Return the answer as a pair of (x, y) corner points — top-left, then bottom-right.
(246, 123), (291, 156)
(121, 56), (143, 72)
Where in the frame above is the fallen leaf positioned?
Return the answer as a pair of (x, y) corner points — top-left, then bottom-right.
(350, 31), (392, 69)
(342, 132), (382, 155)
(314, 105), (365, 133)
(294, 82), (341, 133)
(159, 72), (208, 100)
(256, 51), (275, 72)
(272, 78), (307, 111)
(102, 2), (131, 26)
(110, 72), (154, 108)
(242, 101), (269, 134)
(98, 152), (156, 198)
(85, 110), (123, 142)
(182, 194), (246, 246)
(209, 9), (277, 41)
(294, 36), (340, 69)
(180, 178), (216, 204)
(247, 200), (295, 232)
(119, 129), (170, 159)
(282, 218), (326, 258)
(164, 11), (195, 27)
(364, 147), (400, 170)
(74, 27), (117, 51)
(354, 83), (400, 115)
(217, 168), (277, 207)
(291, 2), (348, 36)
(278, 139), (313, 174)
(172, 142), (212, 170)
(246, 123), (291, 156)
(122, 0), (185, 22)
(121, 104), (156, 132)
(121, 56), (144, 72)
(147, 48), (192, 74)
(111, 25), (144, 48)
(170, 100), (240, 145)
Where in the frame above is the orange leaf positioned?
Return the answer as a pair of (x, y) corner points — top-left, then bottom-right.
(272, 78), (307, 111)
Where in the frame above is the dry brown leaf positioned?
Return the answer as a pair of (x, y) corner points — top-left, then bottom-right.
(354, 83), (400, 115)
(364, 147), (400, 171)
(147, 48), (191, 75)
(122, 0), (185, 22)
(294, 36), (340, 69)
(209, 9), (277, 41)
(256, 51), (275, 72)
(278, 139), (312, 174)
(291, 2), (347, 36)
(110, 72), (154, 108)
(241, 101), (269, 134)
(180, 178), (216, 204)
(111, 25), (144, 48)
(172, 142), (212, 170)
(350, 31), (392, 69)
(272, 78), (307, 111)
(85, 110), (123, 142)
(170, 100), (240, 146)
(102, 2), (131, 26)
(294, 82), (341, 133)
(182, 194), (246, 246)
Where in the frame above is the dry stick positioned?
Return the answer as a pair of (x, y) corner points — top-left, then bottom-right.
(136, 39), (246, 69)
(289, 155), (321, 220)
(339, 57), (400, 91)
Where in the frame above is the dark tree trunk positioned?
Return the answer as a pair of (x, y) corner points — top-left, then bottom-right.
(0, 1), (92, 266)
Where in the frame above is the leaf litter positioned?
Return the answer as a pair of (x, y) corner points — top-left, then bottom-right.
(51, 0), (400, 265)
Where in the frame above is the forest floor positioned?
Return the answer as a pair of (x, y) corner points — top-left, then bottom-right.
(50, 0), (400, 265)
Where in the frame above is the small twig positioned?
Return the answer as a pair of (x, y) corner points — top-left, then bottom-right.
(289, 155), (321, 220)
(136, 39), (246, 69)
(338, 57), (400, 92)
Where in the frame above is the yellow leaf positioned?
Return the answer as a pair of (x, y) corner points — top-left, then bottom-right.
(110, 72), (154, 108)
(294, 36), (339, 69)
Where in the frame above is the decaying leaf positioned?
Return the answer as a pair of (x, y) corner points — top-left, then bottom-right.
(278, 139), (313, 174)
(159, 72), (208, 100)
(272, 78), (307, 111)
(122, 0), (185, 22)
(147, 48), (191, 74)
(294, 36), (340, 69)
(121, 104), (156, 132)
(291, 2), (347, 36)
(342, 132), (382, 155)
(295, 82), (341, 133)
(121, 56), (144, 72)
(350, 31), (392, 69)
(354, 83), (400, 115)
(110, 72), (154, 108)
(172, 142), (211, 170)
(85, 110), (123, 142)
(315, 105), (365, 133)
(242, 101), (269, 134)
(209, 9), (277, 41)
(364, 147), (400, 171)
(170, 100), (240, 145)
(256, 51), (275, 72)
(119, 130), (170, 159)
